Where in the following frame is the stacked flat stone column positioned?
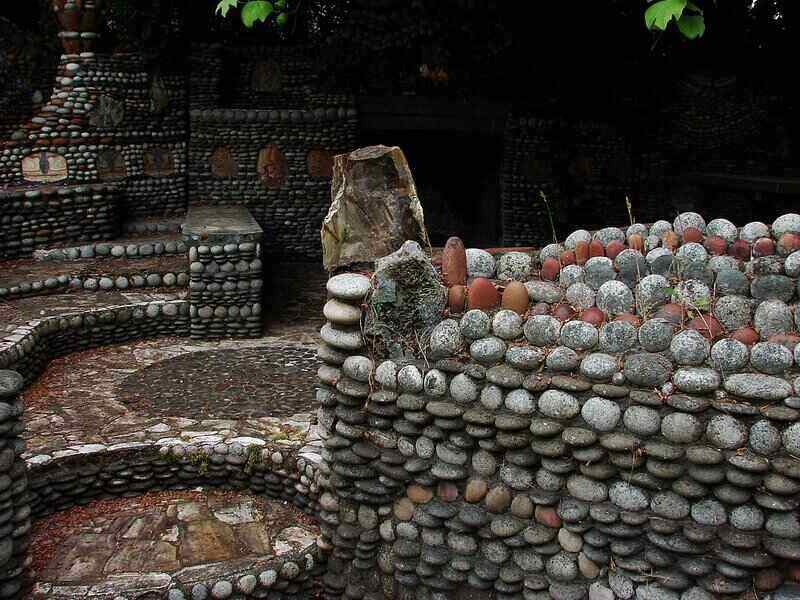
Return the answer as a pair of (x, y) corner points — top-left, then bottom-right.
(315, 273), (393, 600)
(0, 370), (30, 600)
(183, 207), (264, 339)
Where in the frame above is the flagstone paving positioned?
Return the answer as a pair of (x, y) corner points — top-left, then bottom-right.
(27, 489), (319, 598)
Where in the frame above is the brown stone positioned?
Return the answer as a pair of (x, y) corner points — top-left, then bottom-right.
(779, 233), (800, 254)
(628, 234), (644, 252)
(143, 147), (175, 177)
(541, 257), (561, 281)
(730, 327), (759, 345)
(502, 281), (529, 315)
(485, 485), (512, 513)
(468, 278), (500, 310)
(655, 303), (685, 326)
(534, 505), (561, 528)
(448, 285), (467, 314)
(704, 235), (728, 256)
(580, 307), (605, 327)
(615, 312), (641, 327)
(753, 237), (776, 257)
(105, 541), (179, 573)
(210, 146), (238, 178)
(575, 241), (590, 265)
(393, 497), (415, 521)
(182, 520), (236, 565)
(307, 149), (335, 178)
(768, 333), (800, 351)
(510, 495), (534, 519)
(606, 240), (625, 260)
(661, 231), (680, 251)
(787, 562), (800, 583)
(465, 478), (488, 503)
(688, 315), (723, 340)
(407, 485), (434, 504)
(589, 240), (605, 257)
(257, 144), (288, 190)
(437, 482), (459, 502)
(321, 145), (430, 270)
(552, 303), (576, 322)
(682, 227), (704, 243)
(729, 239), (751, 260)
(560, 250), (576, 266)
(442, 237), (467, 287)
(755, 568), (783, 591)
(578, 552), (600, 579)
(531, 302), (550, 315)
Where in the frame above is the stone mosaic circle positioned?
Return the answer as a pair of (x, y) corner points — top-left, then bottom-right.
(117, 345), (319, 419)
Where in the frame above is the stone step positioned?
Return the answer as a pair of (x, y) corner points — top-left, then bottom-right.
(33, 232), (186, 262)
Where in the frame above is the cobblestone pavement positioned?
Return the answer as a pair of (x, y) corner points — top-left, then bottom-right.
(117, 346), (320, 419)
(29, 489), (318, 596)
(22, 337), (320, 465)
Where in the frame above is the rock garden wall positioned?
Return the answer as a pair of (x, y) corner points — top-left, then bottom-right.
(315, 212), (800, 600)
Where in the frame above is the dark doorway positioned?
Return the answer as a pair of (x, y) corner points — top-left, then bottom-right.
(359, 129), (503, 247)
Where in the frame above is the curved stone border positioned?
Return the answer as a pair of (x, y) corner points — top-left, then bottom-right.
(33, 238), (188, 262)
(26, 441), (325, 600)
(0, 270), (189, 301)
(0, 300), (191, 382)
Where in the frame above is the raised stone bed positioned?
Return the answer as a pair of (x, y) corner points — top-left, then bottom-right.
(315, 212), (800, 600)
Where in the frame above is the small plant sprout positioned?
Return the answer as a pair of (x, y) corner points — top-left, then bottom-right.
(539, 189), (558, 245)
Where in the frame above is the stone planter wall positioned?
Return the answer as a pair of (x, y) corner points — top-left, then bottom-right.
(188, 108), (358, 258)
(0, 301), (191, 384)
(316, 212), (800, 600)
(0, 184), (120, 261)
(0, 371), (30, 600)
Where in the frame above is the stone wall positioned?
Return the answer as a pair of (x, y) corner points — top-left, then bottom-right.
(188, 108), (357, 257)
(316, 212), (800, 600)
(0, 184), (120, 261)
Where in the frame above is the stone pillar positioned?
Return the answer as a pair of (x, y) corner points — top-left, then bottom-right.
(52, 0), (102, 54)
(0, 370), (30, 599)
(182, 206), (264, 339)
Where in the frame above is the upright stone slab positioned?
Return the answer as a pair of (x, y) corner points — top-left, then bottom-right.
(183, 206), (263, 339)
(0, 370), (29, 599)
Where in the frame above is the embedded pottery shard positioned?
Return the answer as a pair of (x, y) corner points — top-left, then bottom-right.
(321, 145), (431, 270)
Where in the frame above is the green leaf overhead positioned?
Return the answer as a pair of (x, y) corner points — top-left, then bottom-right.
(241, 1), (274, 27)
(644, 0), (687, 31)
(215, 0), (238, 18)
(676, 13), (705, 38)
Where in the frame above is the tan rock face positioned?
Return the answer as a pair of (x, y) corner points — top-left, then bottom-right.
(321, 145), (430, 270)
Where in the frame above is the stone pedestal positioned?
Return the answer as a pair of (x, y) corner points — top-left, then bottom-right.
(182, 206), (263, 339)
(0, 370), (30, 598)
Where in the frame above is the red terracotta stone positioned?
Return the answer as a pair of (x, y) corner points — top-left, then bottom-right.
(441, 236), (467, 287)
(661, 231), (680, 252)
(753, 237), (776, 258)
(615, 313), (641, 327)
(729, 239), (751, 260)
(502, 281), (530, 315)
(627, 234), (644, 252)
(575, 241), (590, 266)
(606, 240), (626, 260)
(467, 278), (499, 310)
(560, 250), (576, 266)
(787, 562), (800, 584)
(580, 307), (606, 327)
(589, 240), (605, 258)
(655, 303), (685, 326)
(541, 257), (561, 281)
(448, 285), (466, 314)
(682, 226), (704, 243)
(534, 505), (561, 528)
(755, 568), (783, 591)
(437, 482), (459, 502)
(730, 327), (759, 345)
(552, 303), (576, 322)
(779, 232), (800, 253)
(704, 235), (727, 256)
(767, 333), (800, 352)
(688, 315), (724, 340)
